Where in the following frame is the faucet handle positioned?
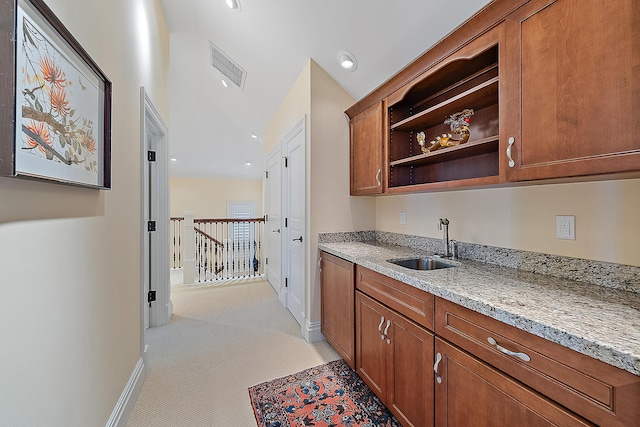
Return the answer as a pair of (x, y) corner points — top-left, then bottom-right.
(438, 217), (449, 229)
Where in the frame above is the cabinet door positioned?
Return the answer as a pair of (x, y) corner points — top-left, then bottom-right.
(386, 310), (435, 427)
(434, 338), (593, 427)
(320, 252), (355, 368)
(350, 101), (384, 195)
(504, 0), (640, 181)
(355, 291), (387, 399)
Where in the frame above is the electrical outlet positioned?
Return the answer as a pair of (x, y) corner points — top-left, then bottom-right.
(556, 215), (575, 240)
(400, 212), (406, 225)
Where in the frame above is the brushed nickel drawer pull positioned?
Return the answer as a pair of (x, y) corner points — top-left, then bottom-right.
(487, 337), (531, 362)
(378, 316), (385, 340)
(375, 168), (381, 187)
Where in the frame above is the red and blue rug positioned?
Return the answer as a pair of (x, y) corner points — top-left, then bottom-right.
(248, 359), (400, 427)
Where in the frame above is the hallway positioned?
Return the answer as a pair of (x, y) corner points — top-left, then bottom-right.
(127, 278), (340, 426)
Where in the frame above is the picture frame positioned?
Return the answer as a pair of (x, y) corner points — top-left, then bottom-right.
(0, 0), (111, 189)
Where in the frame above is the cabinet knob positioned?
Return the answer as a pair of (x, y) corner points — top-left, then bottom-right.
(507, 137), (516, 168)
(375, 169), (381, 186)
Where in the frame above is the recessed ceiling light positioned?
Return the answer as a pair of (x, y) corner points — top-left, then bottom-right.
(225, 0), (241, 10)
(337, 50), (357, 72)
(245, 161), (252, 166)
(170, 158), (177, 162)
(221, 79), (228, 88)
(250, 133), (258, 139)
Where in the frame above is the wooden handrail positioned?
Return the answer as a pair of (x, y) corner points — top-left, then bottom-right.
(171, 217), (265, 223)
(194, 227), (223, 247)
(194, 218), (264, 223)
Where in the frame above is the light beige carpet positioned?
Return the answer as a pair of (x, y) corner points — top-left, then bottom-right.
(127, 278), (340, 426)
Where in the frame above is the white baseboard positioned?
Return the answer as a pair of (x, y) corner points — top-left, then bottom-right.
(302, 319), (324, 343)
(106, 356), (146, 427)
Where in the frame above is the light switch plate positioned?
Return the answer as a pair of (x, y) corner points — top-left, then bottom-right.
(400, 212), (406, 225)
(556, 215), (575, 240)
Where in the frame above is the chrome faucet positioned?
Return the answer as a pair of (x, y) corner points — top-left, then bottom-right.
(438, 218), (450, 257)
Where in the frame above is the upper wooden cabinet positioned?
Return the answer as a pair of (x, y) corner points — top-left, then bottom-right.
(503, 0), (640, 181)
(349, 101), (384, 195)
(346, 0), (640, 194)
(386, 26), (505, 192)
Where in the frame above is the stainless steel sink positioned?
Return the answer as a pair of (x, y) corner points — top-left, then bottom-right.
(387, 257), (456, 271)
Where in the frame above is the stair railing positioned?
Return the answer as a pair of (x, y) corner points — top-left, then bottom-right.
(170, 215), (264, 283)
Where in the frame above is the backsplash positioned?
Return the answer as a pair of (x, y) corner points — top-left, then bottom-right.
(318, 231), (640, 294)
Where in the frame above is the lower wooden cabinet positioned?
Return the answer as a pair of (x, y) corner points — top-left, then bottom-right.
(356, 290), (435, 427)
(320, 251), (355, 368)
(322, 258), (639, 426)
(435, 297), (640, 426)
(434, 338), (593, 426)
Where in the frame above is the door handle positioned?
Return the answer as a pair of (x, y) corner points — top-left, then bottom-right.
(506, 137), (515, 168)
(383, 320), (391, 344)
(375, 168), (381, 186)
(434, 352), (443, 384)
(273, 229), (280, 233)
(292, 236), (303, 242)
(378, 316), (385, 339)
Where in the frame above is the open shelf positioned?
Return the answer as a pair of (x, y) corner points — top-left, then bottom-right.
(385, 42), (501, 190)
(389, 136), (499, 167)
(391, 77), (498, 132)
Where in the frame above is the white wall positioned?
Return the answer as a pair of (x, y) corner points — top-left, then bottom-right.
(308, 60), (376, 323)
(170, 176), (262, 218)
(265, 59), (376, 339)
(0, 0), (169, 425)
(376, 178), (640, 267)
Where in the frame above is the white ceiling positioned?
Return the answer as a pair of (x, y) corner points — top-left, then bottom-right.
(160, 0), (492, 180)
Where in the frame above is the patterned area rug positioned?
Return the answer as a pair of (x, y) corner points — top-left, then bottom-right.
(248, 359), (400, 427)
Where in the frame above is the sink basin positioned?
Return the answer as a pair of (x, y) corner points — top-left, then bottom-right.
(388, 257), (456, 271)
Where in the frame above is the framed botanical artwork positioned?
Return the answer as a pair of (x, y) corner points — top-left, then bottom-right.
(0, 0), (111, 188)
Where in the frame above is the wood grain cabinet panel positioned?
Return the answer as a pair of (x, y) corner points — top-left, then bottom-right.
(349, 101), (384, 195)
(356, 291), (435, 427)
(434, 338), (594, 426)
(320, 251), (355, 369)
(504, 0), (640, 181)
(436, 297), (640, 427)
(356, 265), (434, 330)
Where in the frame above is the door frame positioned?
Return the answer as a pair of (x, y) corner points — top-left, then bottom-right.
(140, 87), (171, 342)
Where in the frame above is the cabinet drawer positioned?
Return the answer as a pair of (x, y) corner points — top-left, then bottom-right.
(356, 265), (434, 331)
(436, 297), (640, 427)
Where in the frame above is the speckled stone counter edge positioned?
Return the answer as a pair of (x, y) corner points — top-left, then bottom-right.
(319, 231), (640, 294)
(318, 238), (640, 376)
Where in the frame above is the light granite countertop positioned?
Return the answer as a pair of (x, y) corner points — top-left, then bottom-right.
(318, 240), (640, 377)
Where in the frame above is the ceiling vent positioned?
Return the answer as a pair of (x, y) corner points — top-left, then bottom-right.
(210, 42), (246, 89)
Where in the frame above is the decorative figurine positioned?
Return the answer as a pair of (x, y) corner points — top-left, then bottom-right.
(444, 108), (474, 145)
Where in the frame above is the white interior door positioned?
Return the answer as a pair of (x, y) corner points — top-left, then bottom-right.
(265, 146), (283, 297)
(284, 119), (306, 327)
